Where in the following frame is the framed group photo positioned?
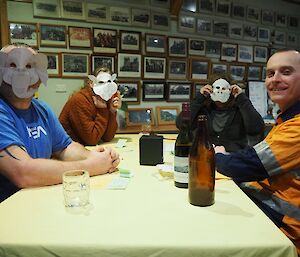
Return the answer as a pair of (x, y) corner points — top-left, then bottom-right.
(189, 38), (205, 56)
(131, 8), (150, 27)
(60, 0), (85, 20)
(68, 26), (91, 48)
(33, 0), (61, 18)
(118, 81), (140, 104)
(156, 106), (180, 125)
(168, 59), (188, 80)
(120, 30), (141, 53)
(42, 52), (61, 77)
(61, 53), (89, 78)
(118, 53), (142, 78)
(40, 24), (66, 47)
(143, 56), (166, 79)
(142, 81), (166, 101)
(221, 43), (237, 62)
(93, 28), (117, 53)
(9, 22), (38, 48)
(229, 64), (246, 82)
(85, 3), (108, 23)
(151, 12), (170, 31)
(91, 54), (115, 73)
(168, 37), (187, 57)
(189, 58), (209, 80)
(167, 82), (192, 102)
(145, 33), (167, 55)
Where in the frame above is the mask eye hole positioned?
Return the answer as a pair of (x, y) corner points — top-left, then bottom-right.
(26, 64), (32, 69)
(10, 63), (16, 68)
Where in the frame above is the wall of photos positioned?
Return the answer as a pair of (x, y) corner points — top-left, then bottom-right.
(7, 0), (300, 126)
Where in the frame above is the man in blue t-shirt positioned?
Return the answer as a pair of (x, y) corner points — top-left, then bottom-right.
(0, 43), (120, 202)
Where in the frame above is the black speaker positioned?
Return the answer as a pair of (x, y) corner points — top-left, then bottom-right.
(139, 135), (164, 166)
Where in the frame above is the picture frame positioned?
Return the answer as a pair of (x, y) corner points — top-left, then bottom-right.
(41, 52), (61, 77)
(229, 64), (246, 82)
(118, 81), (140, 104)
(117, 53), (141, 78)
(109, 6), (131, 25)
(156, 106), (180, 125)
(68, 26), (91, 48)
(213, 20), (229, 37)
(196, 18), (213, 35)
(274, 31), (286, 45)
(261, 66), (266, 81)
(151, 12), (170, 31)
(257, 27), (270, 43)
(198, 0), (215, 13)
(261, 9), (274, 25)
(120, 30), (141, 53)
(193, 82), (206, 98)
(91, 54), (115, 73)
(9, 22), (38, 48)
(289, 16), (299, 29)
(231, 4), (246, 20)
(275, 13), (287, 27)
(247, 65), (261, 81)
(86, 3), (108, 23)
(211, 62), (227, 77)
(229, 23), (243, 39)
(143, 56), (166, 79)
(216, 0), (231, 17)
(243, 24), (257, 41)
(254, 46), (268, 63)
(238, 45), (253, 63)
(167, 82), (192, 102)
(189, 58), (209, 80)
(33, 0), (61, 18)
(205, 40), (221, 58)
(142, 81), (166, 101)
(145, 33), (167, 55)
(182, 0), (197, 12)
(39, 24), (66, 47)
(61, 53), (89, 78)
(178, 15), (196, 33)
(247, 6), (260, 23)
(131, 8), (150, 27)
(151, 0), (170, 8)
(287, 33), (298, 46)
(60, 0), (85, 20)
(188, 38), (205, 56)
(126, 108), (154, 127)
(93, 28), (117, 53)
(221, 43), (237, 62)
(168, 37), (187, 57)
(168, 59), (188, 80)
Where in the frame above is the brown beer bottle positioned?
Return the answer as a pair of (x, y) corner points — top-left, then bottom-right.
(189, 115), (215, 206)
(174, 102), (193, 188)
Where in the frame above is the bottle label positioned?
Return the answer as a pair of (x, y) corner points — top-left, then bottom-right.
(174, 156), (189, 183)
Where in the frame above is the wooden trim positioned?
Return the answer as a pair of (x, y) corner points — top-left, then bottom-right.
(0, 0), (9, 47)
(170, 0), (183, 16)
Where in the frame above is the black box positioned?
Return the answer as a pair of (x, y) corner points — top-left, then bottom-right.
(139, 135), (164, 165)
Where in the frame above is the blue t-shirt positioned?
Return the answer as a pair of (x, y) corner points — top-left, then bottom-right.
(0, 98), (72, 201)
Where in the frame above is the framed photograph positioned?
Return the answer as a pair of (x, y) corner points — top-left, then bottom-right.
(289, 16), (299, 29)
(118, 81), (140, 104)
(131, 8), (150, 27)
(178, 16), (196, 33)
(168, 59), (188, 80)
(213, 20), (229, 37)
(167, 82), (192, 102)
(182, 0), (197, 12)
(126, 108), (154, 127)
(61, 53), (89, 78)
(145, 33), (167, 55)
(143, 56), (166, 79)
(196, 18), (213, 35)
(142, 81), (166, 101)
(60, 0), (85, 20)
(86, 3), (108, 23)
(229, 64), (246, 82)
(221, 43), (237, 62)
(156, 106), (180, 125)
(199, 0), (215, 13)
(238, 45), (253, 63)
(229, 23), (243, 39)
(275, 13), (287, 27)
(247, 65), (261, 81)
(110, 6), (131, 25)
(261, 10), (274, 25)
(189, 58), (209, 80)
(216, 0), (231, 17)
(189, 38), (205, 56)
(9, 22), (38, 48)
(232, 4), (246, 20)
(33, 0), (61, 18)
(151, 12), (170, 31)
(91, 54), (115, 73)
(193, 82), (206, 98)
(257, 27), (270, 43)
(254, 46), (268, 63)
(247, 6), (260, 23)
(41, 52), (61, 77)
(211, 62), (227, 77)
(68, 26), (91, 48)
(168, 37), (187, 57)
(287, 33), (298, 46)
(39, 24), (66, 47)
(117, 53), (141, 78)
(93, 28), (117, 53)
(243, 24), (257, 41)
(120, 31), (141, 53)
(205, 40), (221, 58)
(261, 66), (266, 81)
(274, 31), (286, 45)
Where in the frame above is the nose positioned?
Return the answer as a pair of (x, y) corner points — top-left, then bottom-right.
(270, 71), (281, 81)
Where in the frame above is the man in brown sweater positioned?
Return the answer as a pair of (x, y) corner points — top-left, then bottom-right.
(59, 68), (122, 146)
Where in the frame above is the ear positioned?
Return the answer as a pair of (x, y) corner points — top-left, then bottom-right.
(0, 52), (8, 85)
(111, 73), (117, 81)
(34, 53), (48, 71)
(88, 75), (97, 83)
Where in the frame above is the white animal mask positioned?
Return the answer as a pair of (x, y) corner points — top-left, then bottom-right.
(0, 47), (48, 98)
(88, 72), (118, 101)
(210, 79), (231, 103)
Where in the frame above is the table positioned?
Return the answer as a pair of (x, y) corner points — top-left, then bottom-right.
(0, 134), (297, 257)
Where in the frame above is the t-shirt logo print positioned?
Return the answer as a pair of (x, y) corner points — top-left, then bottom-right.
(27, 126), (47, 139)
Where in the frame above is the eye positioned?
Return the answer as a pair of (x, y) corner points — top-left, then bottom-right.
(10, 63), (16, 68)
(25, 64), (32, 69)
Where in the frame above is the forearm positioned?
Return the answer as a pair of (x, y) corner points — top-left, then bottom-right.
(101, 111), (118, 142)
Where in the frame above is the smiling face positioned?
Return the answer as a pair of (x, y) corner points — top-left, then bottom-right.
(266, 50), (300, 112)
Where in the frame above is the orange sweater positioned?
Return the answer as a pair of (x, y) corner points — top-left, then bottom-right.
(59, 87), (117, 146)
